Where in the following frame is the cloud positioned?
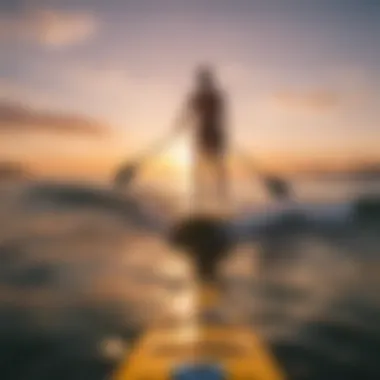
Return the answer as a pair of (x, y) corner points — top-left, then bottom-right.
(271, 89), (340, 111)
(0, 79), (63, 110)
(0, 8), (98, 47)
(0, 101), (106, 135)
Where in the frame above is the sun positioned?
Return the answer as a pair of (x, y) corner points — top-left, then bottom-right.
(158, 136), (193, 197)
(165, 137), (192, 170)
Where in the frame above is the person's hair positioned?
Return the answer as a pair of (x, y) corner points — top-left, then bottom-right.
(195, 65), (215, 86)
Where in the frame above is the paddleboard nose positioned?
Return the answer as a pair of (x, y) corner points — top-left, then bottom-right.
(172, 363), (225, 380)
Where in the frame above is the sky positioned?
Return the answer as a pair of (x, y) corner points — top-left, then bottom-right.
(0, 0), (379, 180)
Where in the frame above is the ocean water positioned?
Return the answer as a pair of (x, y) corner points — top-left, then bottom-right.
(0, 178), (379, 379)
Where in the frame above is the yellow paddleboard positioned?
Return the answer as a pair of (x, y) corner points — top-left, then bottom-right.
(112, 285), (285, 380)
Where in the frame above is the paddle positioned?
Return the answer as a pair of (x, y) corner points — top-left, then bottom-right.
(113, 127), (183, 189)
(236, 148), (292, 201)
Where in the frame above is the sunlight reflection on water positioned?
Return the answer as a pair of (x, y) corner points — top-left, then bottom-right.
(0, 181), (379, 379)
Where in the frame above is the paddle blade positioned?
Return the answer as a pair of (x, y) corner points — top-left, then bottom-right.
(264, 176), (291, 200)
(114, 164), (138, 189)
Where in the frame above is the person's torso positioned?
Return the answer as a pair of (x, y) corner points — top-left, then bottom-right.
(192, 89), (223, 128)
(191, 89), (225, 148)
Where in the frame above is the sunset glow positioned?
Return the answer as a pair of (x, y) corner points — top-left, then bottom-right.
(0, 1), (379, 184)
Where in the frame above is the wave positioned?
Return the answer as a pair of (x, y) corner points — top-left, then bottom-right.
(232, 195), (380, 241)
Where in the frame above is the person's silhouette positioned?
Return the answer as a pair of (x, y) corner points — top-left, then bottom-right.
(178, 66), (229, 209)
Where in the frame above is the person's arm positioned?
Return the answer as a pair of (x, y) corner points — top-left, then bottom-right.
(141, 95), (194, 160)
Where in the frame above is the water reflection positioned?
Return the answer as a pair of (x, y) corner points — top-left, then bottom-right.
(0, 181), (379, 379)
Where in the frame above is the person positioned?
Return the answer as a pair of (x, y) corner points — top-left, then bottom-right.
(177, 65), (229, 209)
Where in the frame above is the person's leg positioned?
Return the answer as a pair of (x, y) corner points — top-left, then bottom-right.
(191, 149), (210, 211)
(191, 149), (201, 210)
(216, 152), (229, 205)
(210, 134), (229, 208)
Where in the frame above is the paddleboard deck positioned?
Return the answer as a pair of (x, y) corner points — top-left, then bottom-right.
(112, 286), (285, 380)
